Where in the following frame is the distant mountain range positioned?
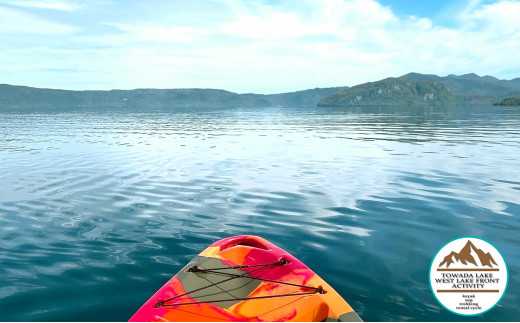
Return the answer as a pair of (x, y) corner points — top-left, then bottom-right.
(1, 72), (520, 110)
(401, 72), (520, 97)
(317, 73), (520, 107)
(0, 84), (346, 111)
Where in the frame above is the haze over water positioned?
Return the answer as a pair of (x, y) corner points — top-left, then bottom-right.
(0, 105), (519, 321)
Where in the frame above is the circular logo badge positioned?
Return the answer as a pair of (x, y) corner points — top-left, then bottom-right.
(430, 237), (508, 316)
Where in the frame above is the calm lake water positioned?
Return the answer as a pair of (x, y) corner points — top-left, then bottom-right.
(0, 106), (519, 321)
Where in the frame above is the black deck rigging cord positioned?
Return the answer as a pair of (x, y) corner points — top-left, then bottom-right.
(155, 259), (324, 308)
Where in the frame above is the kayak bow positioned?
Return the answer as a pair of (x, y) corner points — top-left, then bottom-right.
(129, 235), (362, 322)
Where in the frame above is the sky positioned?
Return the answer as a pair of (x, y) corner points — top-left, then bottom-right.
(0, 0), (519, 93)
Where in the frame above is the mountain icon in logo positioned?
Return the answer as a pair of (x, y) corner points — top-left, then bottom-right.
(438, 240), (498, 268)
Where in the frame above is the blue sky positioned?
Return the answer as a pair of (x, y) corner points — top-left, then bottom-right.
(0, 0), (519, 93)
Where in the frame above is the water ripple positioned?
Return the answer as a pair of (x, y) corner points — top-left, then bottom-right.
(0, 106), (519, 321)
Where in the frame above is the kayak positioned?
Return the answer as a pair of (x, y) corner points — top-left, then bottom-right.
(129, 235), (362, 322)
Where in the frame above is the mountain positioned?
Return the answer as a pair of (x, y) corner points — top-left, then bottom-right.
(438, 240), (498, 268)
(0, 84), (347, 111)
(317, 77), (458, 107)
(0, 85), (266, 109)
(401, 72), (520, 97)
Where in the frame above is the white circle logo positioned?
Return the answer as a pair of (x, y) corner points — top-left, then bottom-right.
(430, 237), (508, 316)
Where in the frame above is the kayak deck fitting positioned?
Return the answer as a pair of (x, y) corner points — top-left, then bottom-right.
(129, 235), (362, 322)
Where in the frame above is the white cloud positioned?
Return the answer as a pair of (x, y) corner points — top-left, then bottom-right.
(0, 6), (77, 34)
(103, 23), (212, 44)
(219, 11), (320, 40)
(468, 0), (520, 33)
(1, 0), (519, 92)
(0, 0), (80, 11)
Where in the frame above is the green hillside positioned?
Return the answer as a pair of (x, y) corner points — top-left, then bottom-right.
(493, 97), (520, 106)
(401, 72), (520, 97)
(318, 77), (459, 107)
